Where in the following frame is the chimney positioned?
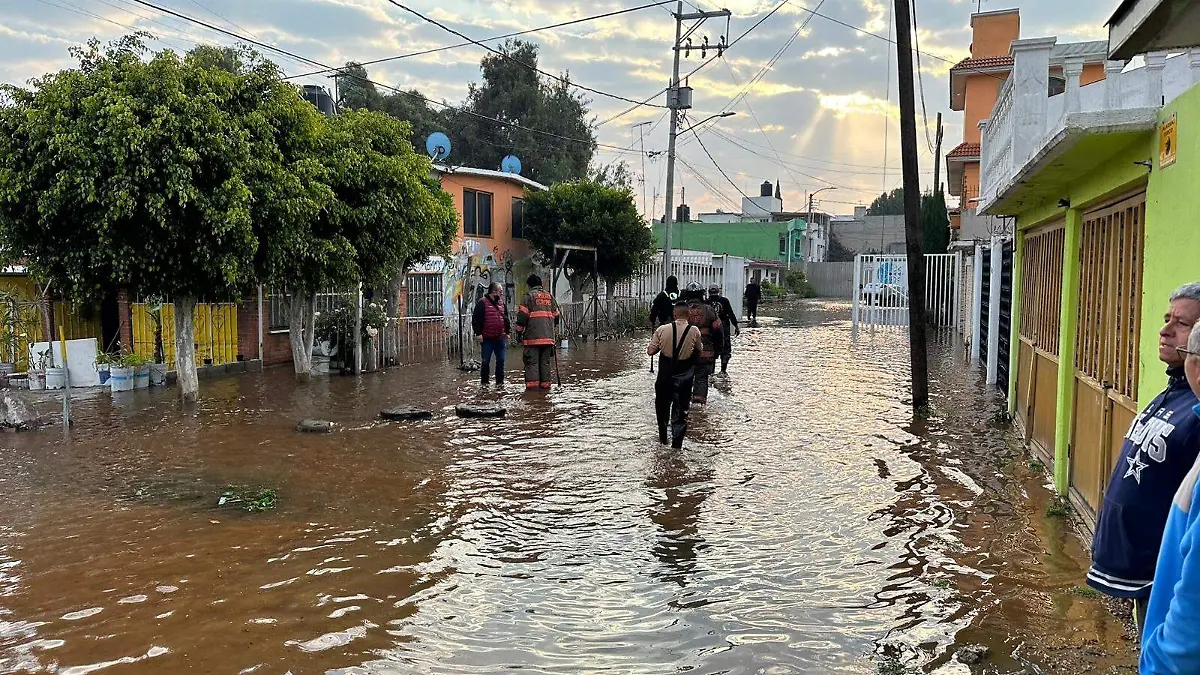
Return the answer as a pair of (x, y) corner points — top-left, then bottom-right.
(760, 180), (773, 198)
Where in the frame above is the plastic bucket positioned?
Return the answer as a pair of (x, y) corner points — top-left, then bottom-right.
(109, 366), (134, 393)
(134, 365), (150, 389)
(97, 364), (110, 385)
(27, 371), (45, 391)
(45, 367), (66, 390)
(149, 363), (168, 386)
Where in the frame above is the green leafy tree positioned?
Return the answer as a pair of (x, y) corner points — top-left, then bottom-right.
(449, 40), (595, 183)
(920, 190), (951, 253)
(0, 37), (312, 401)
(259, 109), (458, 378)
(335, 61), (381, 111)
(867, 187), (906, 216)
(522, 180), (653, 301)
(591, 161), (635, 190)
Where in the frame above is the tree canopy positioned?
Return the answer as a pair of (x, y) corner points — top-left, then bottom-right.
(522, 180), (654, 293)
(921, 190), (951, 254)
(338, 40), (596, 184)
(0, 36), (459, 393)
(866, 188), (906, 216)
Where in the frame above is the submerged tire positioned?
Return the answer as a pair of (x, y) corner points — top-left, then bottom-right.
(380, 406), (433, 421)
(296, 419), (335, 433)
(455, 404), (506, 419)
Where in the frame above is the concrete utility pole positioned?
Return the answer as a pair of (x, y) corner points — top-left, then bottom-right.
(662, 2), (731, 276)
(894, 0), (929, 409)
(802, 187), (837, 272)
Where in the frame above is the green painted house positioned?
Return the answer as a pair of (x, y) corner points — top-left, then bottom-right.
(651, 219), (807, 263)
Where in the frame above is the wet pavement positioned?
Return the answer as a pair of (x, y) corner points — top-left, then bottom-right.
(0, 301), (1136, 674)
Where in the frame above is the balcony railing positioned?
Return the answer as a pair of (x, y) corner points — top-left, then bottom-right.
(979, 41), (1200, 212)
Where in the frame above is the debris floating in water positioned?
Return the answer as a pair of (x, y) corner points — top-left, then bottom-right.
(455, 404), (506, 419)
(379, 406), (433, 421)
(296, 419), (335, 433)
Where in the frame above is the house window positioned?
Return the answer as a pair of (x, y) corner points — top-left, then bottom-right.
(464, 189), (493, 237)
(512, 197), (524, 239)
(406, 273), (443, 318)
(779, 235), (787, 254)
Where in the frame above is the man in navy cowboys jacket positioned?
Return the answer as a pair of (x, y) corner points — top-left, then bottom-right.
(1089, 282), (1200, 634)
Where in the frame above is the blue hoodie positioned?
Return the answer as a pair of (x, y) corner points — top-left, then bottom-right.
(1141, 404), (1200, 674)
(1088, 367), (1200, 599)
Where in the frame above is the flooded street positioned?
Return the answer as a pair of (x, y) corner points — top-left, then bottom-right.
(0, 301), (1136, 674)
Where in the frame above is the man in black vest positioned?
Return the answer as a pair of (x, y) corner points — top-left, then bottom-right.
(707, 283), (739, 374)
(648, 301), (701, 448)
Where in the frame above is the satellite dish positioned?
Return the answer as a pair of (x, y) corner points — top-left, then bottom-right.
(501, 155), (522, 175)
(426, 132), (451, 162)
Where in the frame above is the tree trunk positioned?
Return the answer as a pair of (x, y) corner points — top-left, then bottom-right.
(287, 293), (317, 381)
(174, 296), (199, 403)
(568, 273), (586, 303)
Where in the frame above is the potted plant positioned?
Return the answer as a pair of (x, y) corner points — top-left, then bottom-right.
(95, 350), (116, 385)
(26, 348), (48, 391)
(130, 352), (150, 389)
(45, 346), (66, 390)
(312, 310), (339, 375)
(146, 298), (170, 386)
(109, 352), (136, 393)
(0, 290), (21, 379)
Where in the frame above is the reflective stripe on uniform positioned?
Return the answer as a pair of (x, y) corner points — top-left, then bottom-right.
(524, 338), (554, 346)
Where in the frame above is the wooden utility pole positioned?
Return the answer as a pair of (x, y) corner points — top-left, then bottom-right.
(932, 112), (944, 196)
(894, 0), (929, 409)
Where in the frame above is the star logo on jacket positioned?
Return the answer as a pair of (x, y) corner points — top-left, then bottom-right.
(1124, 449), (1150, 483)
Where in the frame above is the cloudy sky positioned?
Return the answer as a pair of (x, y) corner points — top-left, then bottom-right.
(2, 0), (1110, 216)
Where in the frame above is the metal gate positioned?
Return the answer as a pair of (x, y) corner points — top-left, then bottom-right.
(1015, 221), (1066, 464)
(997, 241), (1014, 393)
(1070, 192), (1145, 523)
(852, 253), (961, 330)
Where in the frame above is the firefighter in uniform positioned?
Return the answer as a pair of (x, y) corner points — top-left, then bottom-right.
(515, 274), (561, 391)
(648, 300), (701, 448)
(683, 282), (723, 405)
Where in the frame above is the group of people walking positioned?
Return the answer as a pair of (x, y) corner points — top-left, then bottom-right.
(471, 272), (748, 450)
(646, 276), (741, 449)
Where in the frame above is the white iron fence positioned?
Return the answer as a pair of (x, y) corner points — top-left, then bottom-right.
(615, 251), (746, 319)
(852, 253), (962, 331)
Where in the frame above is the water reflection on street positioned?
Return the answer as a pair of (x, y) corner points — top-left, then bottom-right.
(0, 301), (1135, 674)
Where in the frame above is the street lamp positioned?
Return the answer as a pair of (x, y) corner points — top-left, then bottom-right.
(792, 186), (837, 271)
(678, 111), (735, 135)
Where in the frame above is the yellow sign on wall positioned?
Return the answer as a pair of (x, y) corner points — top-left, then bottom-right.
(1160, 113), (1178, 168)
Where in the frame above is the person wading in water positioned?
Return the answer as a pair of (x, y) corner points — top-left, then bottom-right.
(707, 283), (739, 375)
(648, 300), (701, 448)
(515, 274), (561, 391)
(650, 276), (680, 329)
(744, 277), (762, 326)
(472, 282), (510, 386)
(683, 282), (723, 405)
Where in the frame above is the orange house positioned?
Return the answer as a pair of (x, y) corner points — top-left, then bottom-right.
(420, 166), (548, 316)
(946, 8), (1108, 233)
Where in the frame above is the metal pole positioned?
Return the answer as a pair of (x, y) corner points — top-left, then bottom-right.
(662, 1), (683, 276)
(354, 282), (363, 375)
(59, 326), (69, 432)
(257, 285), (264, 363)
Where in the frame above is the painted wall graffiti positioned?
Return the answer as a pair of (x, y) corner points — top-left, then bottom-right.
(442, 238), (536, 316)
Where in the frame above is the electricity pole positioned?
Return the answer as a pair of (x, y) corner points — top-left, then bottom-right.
(633, 121), (652, 220)
(662, 2), (731, 276)
(894, 0), (929, 409)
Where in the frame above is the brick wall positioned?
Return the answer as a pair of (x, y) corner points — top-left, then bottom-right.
(117, 289), (133, 353)
(235, 298), (294, 367)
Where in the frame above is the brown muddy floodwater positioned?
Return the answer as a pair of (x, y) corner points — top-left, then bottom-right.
(0, 301), (1136, 674)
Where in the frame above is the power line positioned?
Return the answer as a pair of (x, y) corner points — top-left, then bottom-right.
(282, 1), (675, 81)
(684, 114), (753, 201)
(183, 0), (261, 40)
(911, 0), (936, 154)
(677, 156), (740, 210)
(123, 0), (652, 156)
(715, 0), (827, 115)
(382, 0), (666, 109)
(596, 0), (791, 128)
